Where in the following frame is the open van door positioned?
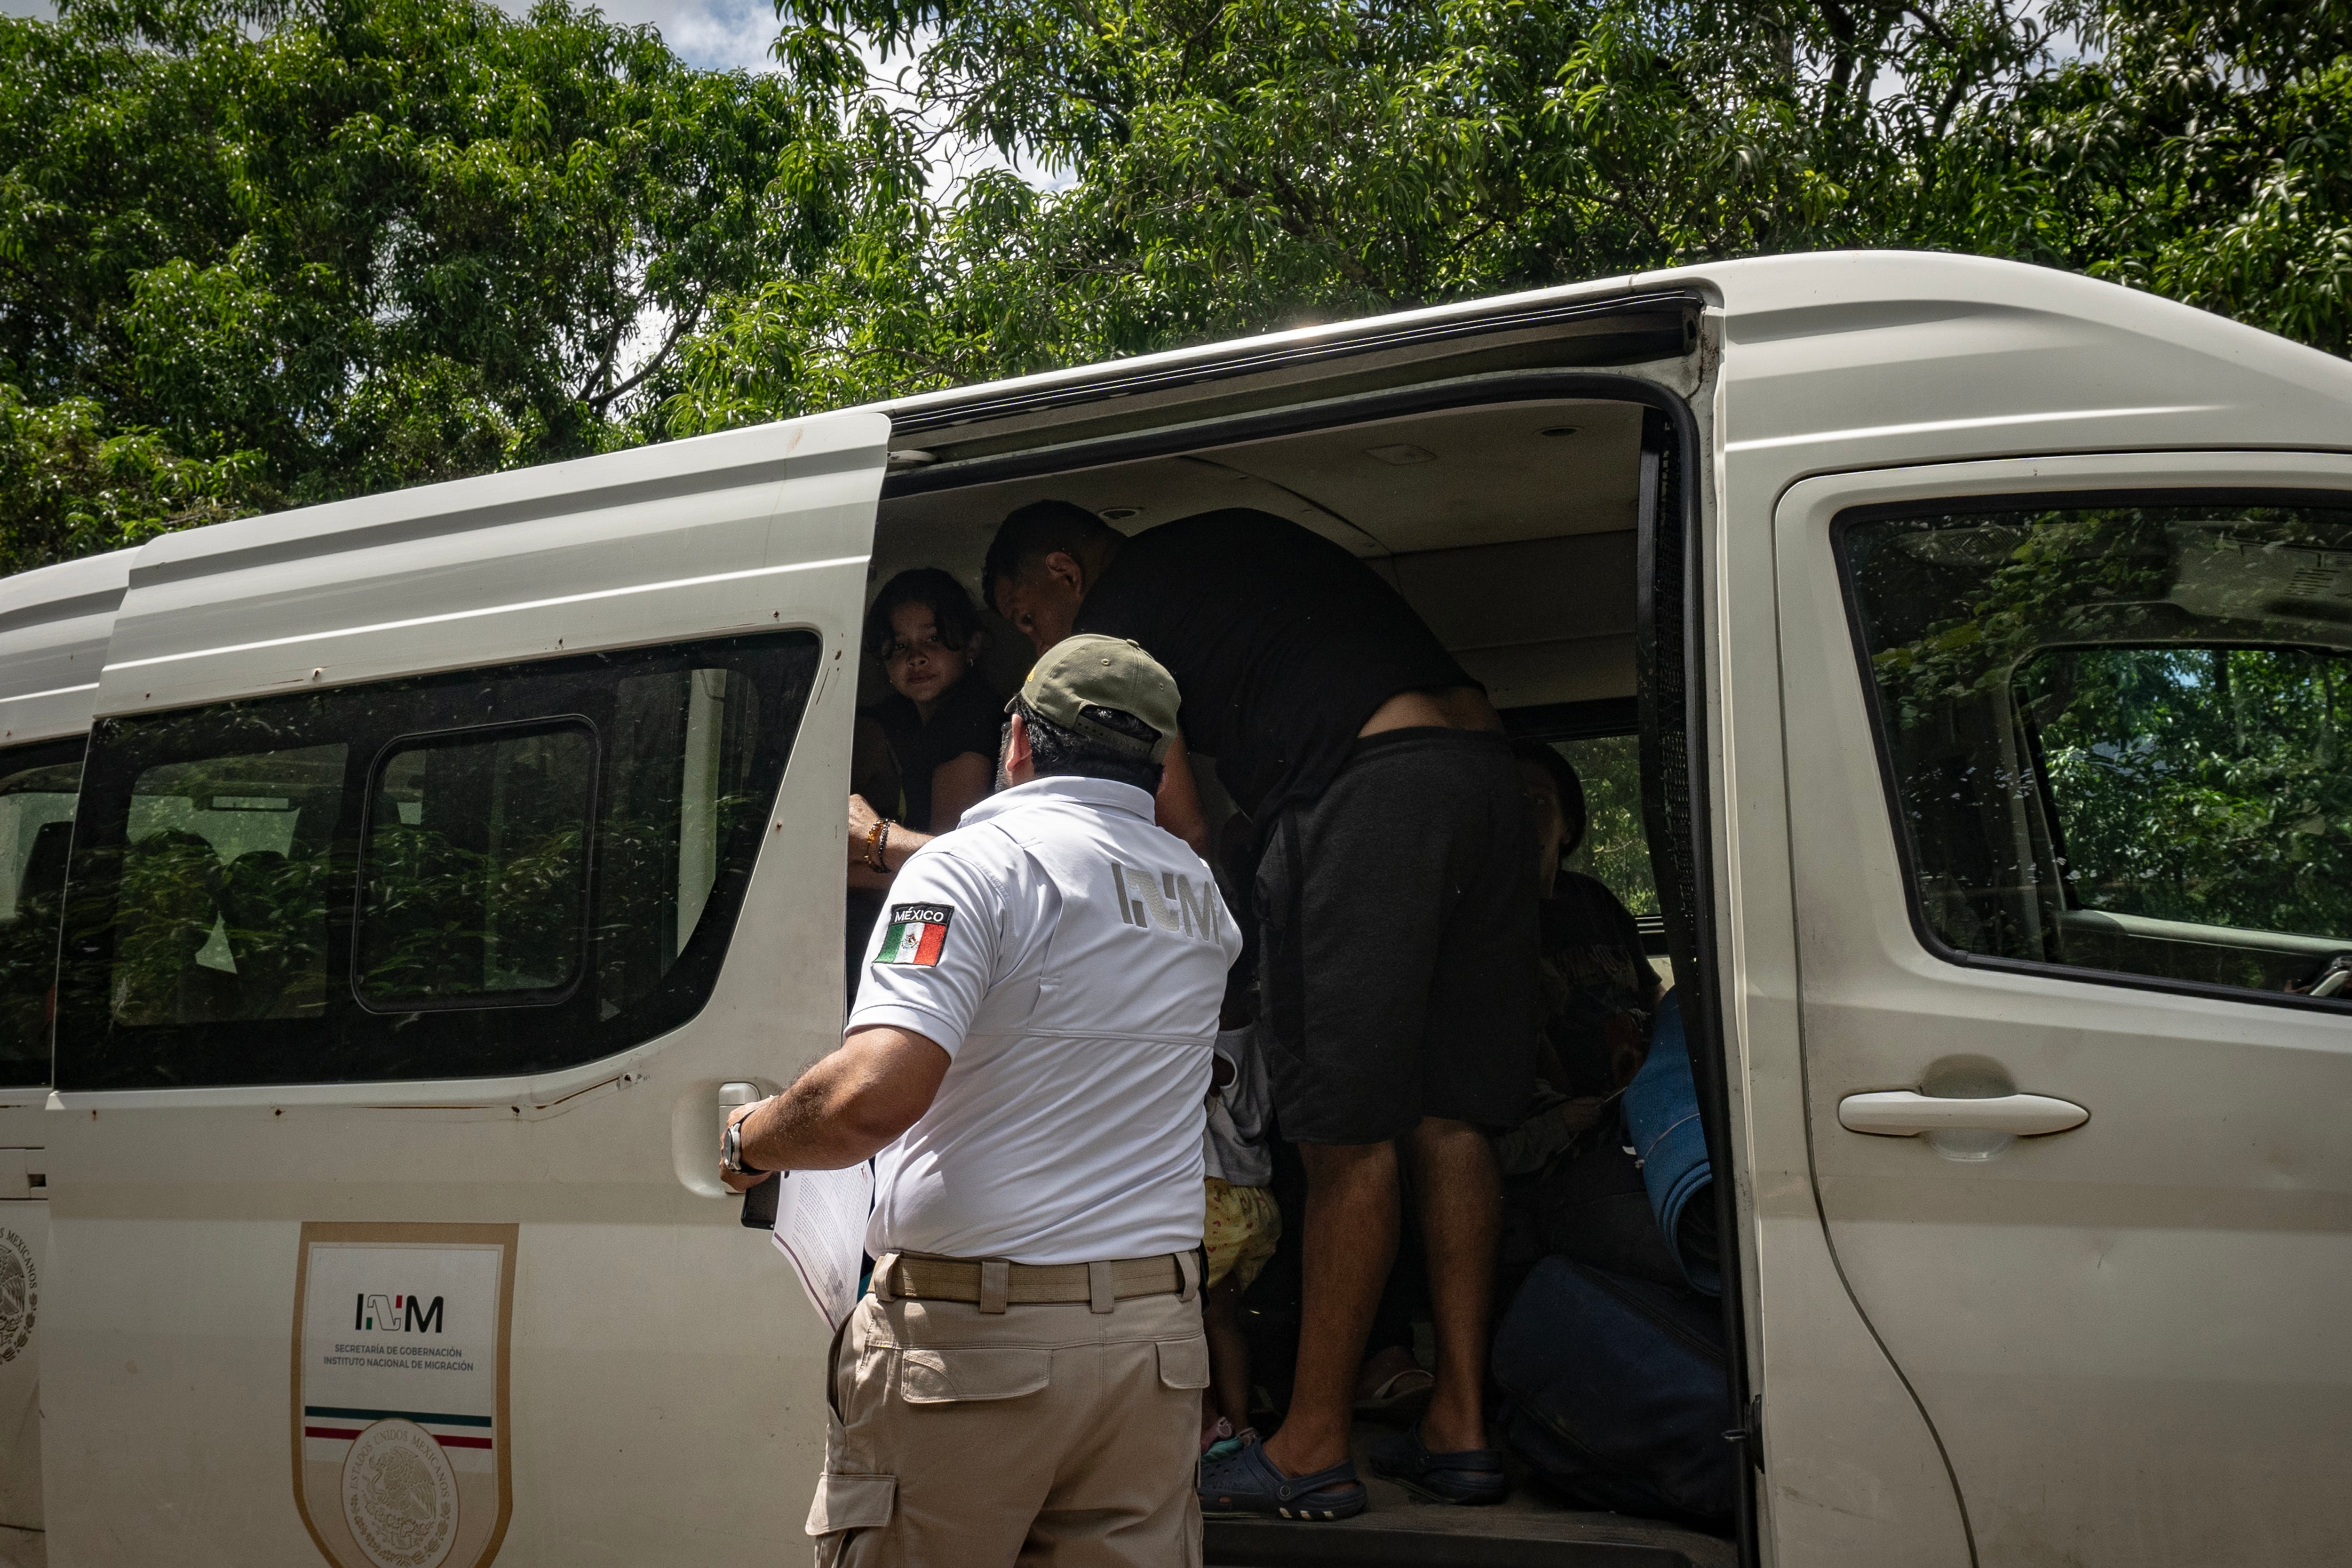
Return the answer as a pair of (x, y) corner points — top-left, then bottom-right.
(1776, 449), (2352, 1564)
(40, 411), (886, 1567)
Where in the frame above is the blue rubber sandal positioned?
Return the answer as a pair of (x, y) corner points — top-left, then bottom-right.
(1199, 1433), (1368, 1521)
(1368, 1424), (1510, 1505)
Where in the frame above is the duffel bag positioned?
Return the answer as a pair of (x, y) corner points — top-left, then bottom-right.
(1491, 1254), (1736, 1525)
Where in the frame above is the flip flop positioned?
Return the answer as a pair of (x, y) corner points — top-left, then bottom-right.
(1199, 1433), (1368, 1521)
(1368, 1424), (1510, 1506)
(1352, 1365), (1435, 1424)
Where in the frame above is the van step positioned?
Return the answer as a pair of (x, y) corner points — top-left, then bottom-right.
(1206, 1502), (1734, 1568)
(1214, 1495), (1731, 1568)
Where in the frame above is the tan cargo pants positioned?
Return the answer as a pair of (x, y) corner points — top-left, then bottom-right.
(805, 1281), (1208, 1568)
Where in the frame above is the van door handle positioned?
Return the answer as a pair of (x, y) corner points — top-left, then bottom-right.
(1837, 1090), (2089, 1138)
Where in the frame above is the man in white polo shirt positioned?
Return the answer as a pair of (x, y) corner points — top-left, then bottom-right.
(722, 634), (1240, 1568)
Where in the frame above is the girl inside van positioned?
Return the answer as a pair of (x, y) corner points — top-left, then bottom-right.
(849, 569), (1002, 872)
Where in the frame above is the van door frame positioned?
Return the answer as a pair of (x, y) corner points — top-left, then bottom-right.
(882, 359), (1755, 1557)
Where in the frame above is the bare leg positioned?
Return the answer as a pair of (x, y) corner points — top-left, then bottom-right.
(1204, 1277), (1253, 1430)
(1260, 1140), (1399, 1477)
(1403, 1115), (1502, 1453)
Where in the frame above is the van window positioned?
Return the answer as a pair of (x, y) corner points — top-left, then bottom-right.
(56, 633), (819, 1090)
(1842, 499), (2352, 998)
(115, 743), (345, 1025)
(1548, 732), (1659, 917)
(0, 738), (84, 1085)
(356, 723), (596, 1010)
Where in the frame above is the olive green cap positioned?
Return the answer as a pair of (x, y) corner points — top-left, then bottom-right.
(1011, 634), (1181, 762)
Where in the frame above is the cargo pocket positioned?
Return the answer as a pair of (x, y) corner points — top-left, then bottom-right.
(805, 1470), (896, 1537)
(898, 1346), (1052, 1405)
(1156, 1335), (1212, 1391)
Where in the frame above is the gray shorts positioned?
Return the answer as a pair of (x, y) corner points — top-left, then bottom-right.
(1256, 727), (1539, 1145)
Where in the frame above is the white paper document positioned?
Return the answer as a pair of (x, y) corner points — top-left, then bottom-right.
(769, 1162), (874, 1331)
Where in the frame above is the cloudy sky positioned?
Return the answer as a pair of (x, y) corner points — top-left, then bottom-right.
(3, 0), (794, 72)
(532, 0), (788, 74)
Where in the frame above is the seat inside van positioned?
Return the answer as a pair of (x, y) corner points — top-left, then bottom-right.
(860, 393), (1729, 1566)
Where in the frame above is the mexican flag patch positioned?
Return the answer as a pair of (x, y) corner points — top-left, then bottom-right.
(876, 904), (953, 966)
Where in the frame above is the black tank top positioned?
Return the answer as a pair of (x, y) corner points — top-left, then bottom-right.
(1073, 509), (1471, 824)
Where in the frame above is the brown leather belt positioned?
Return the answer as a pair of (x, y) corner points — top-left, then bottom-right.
(874, 1251), (1199, 1314)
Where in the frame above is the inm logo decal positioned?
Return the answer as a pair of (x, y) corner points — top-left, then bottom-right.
(354, 1293), (445, 1333)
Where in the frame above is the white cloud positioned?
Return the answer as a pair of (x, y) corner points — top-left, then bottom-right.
(490, 0), (781, 75)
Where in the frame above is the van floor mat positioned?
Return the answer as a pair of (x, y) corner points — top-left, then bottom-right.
(1204, 1425), (1736, 1568)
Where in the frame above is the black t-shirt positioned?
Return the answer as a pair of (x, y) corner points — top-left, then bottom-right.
(1538, 871), (1661, 1098)
(863, 669), (1003, 830)
(1071, 508), (1471, 822)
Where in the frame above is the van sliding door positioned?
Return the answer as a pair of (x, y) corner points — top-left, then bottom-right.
(39, 411), (886, 1568)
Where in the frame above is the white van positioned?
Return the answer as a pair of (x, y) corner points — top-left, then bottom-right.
(4, 249), (2351, 1568)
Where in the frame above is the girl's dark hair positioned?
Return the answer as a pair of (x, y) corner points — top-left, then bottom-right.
(866, 568), (985, 664)
(1511, 739), (1589, 860)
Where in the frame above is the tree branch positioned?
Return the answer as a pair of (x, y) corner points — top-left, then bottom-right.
(584, 293), (707, 412)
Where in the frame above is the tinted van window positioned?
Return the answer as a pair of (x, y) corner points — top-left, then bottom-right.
(57, 633), (819, 1089)
(357, 723), (596, 1010)
(1842, 499), (2352, 1001)
(0, 738), (84, 1085)
(114, 742), (344, 1025)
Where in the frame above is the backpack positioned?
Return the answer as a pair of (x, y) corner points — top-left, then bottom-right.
(1491, 1254), (1737, 1526)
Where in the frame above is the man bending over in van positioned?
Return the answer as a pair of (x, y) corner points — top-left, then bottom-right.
(985, 501), (1538, 1518)
(724, 636), (1239, 1567)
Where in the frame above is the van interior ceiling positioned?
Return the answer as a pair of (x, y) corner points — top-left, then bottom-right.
(868, 398), (1646, 713)
(861, 388), (1740, 1568)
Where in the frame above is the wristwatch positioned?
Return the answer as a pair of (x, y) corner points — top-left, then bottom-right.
(720, 1106), (771, 1177)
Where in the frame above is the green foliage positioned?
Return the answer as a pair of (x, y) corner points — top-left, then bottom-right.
(2032, 646), (2352, 938)
(0, 0), (874, 565)
(1555, 733), (1657, 917)
(659, 0), (2352, 429)
(4, 0), (2350, 559)
(0, 384), (270, 574)
(659, 0), (2352, 428)
(1926, 2), (2352, 353)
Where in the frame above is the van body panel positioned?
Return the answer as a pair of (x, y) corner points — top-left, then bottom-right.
(98, 416), (885, 718)
(1699, 251), (2352, 468)
(0, 552), (131, 750)
(38, 409), (884, 1566)
(1774, 451), (2352, 1565)
(0, 553), (127, 1566)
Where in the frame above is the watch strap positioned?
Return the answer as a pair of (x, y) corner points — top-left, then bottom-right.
(721, 1114), (769, 1177)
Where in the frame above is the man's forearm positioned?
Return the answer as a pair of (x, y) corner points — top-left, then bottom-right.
(735, 1026), (950, 1173)
(740, 1062), (898, 1170)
